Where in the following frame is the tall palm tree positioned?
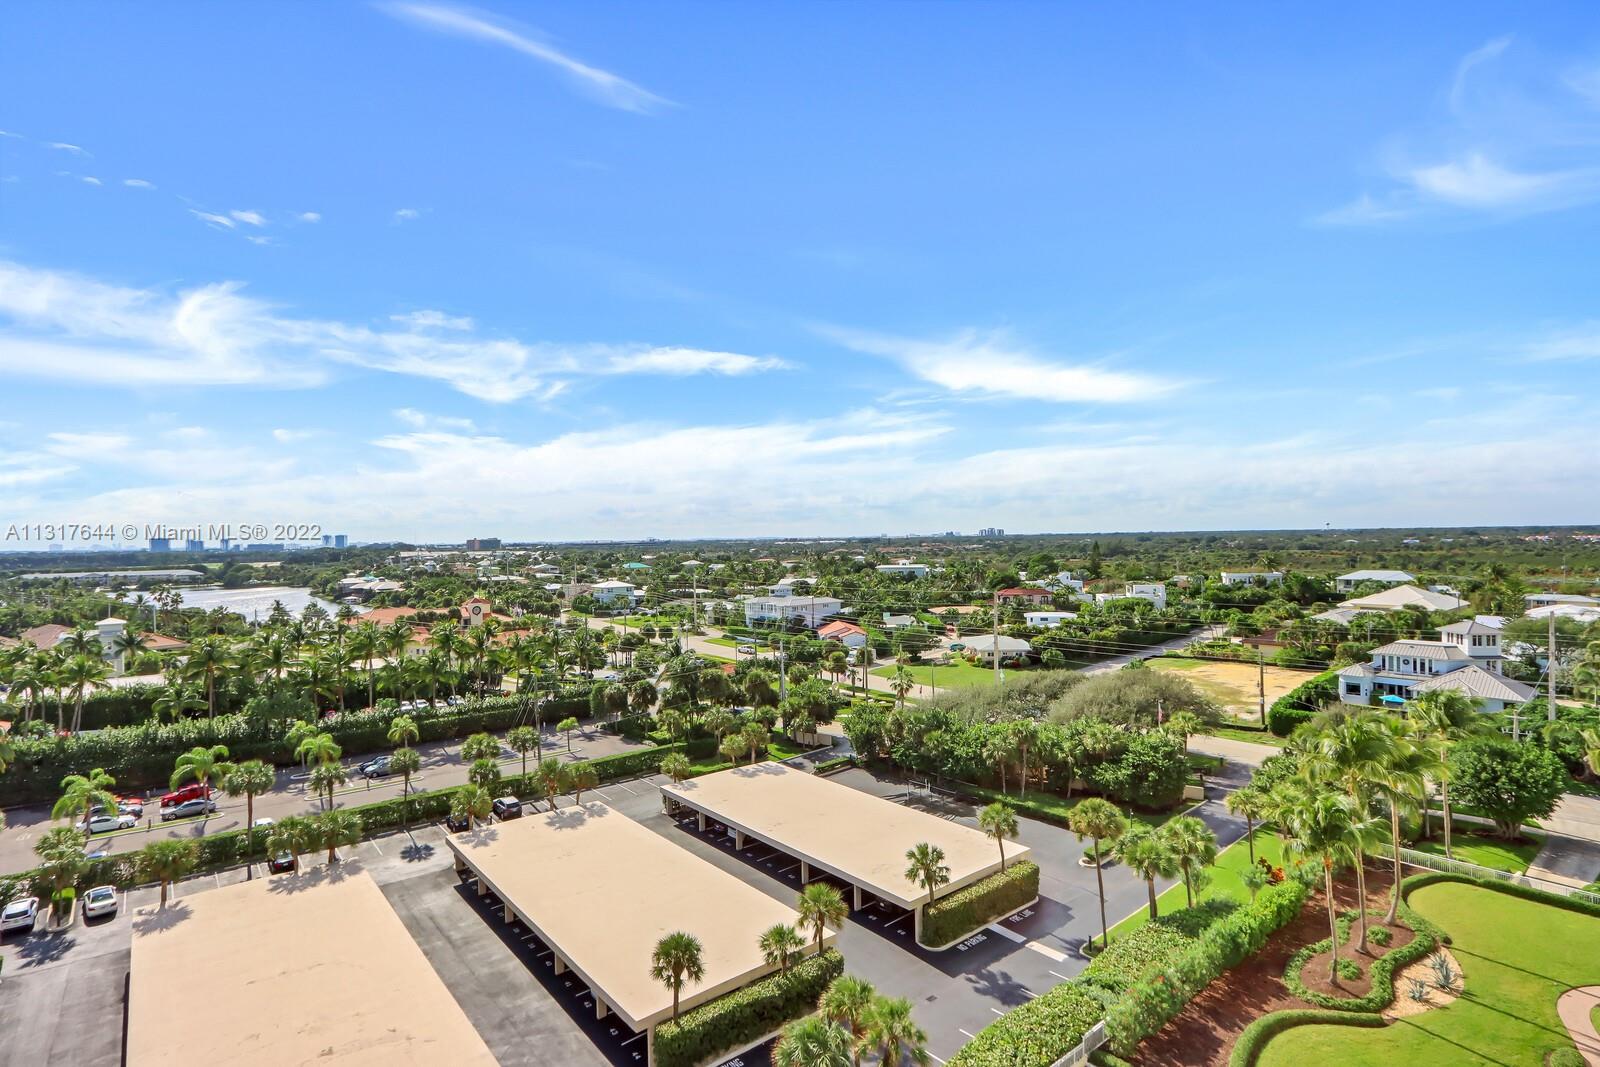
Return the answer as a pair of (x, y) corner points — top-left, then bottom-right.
(798, 882), (847, 954)
(890, 665), (914, 709)
(759, 922), (806, 975)
(313, 809), (363, 864)
(978, 801), (1019, 871)
(1225, 787), (1268, 866)
(1409, 689), (1487, 860)
(660, 752), (692, 784)
(861, 996), (930, 1067)
(1010, 719), (1041, 798)
(185, 637), (231, 719)
(346, 622), (382, 709)
(1283, 792), (1365, 982)
(983, 731), (1018, 794)
(387, 714), (420, 748)
(267, 816), (314, 870)
(1160, 816), (1218, 908)
(308, 761), (348, 811)
(904, 842), (950, 904)
(773, 1017), (853, 1067)
(390, 747), (422, 824)
(820, 975), (876, 1067)
(171, 744), (233, 801)
(53, 768), (118, 828)
(137, 839), (198, 908)
(1068, 798), (1127, 949)
(1114, 823), (1179, 920)
(153, 683), (205, 723)
(451, 784), (494, 831)
(294, 731), (342, 772)
(1303, 711), (1397, 952)
(506, 725), (540, 778)
(650, 931), (706, 1023)
(569, 764), (599, 805)
(719, 734), (746, 767)
(223, 760), (276, 865)
(537, 757), (570, 811)
(1373, 725), (1438, 924)
(743, 722), (770, 764)
(34, 826), (86, 920)
(61, 653), (108, 734)
(1164, 710), (1204, 757)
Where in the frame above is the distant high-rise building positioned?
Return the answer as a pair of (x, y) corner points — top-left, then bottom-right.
(333, 534), (348, 549)
(321, 534), (333, 547)
(185, 538), (204, 552)
(149, 538), (171, 552)
(466, 537), (502, 551)
(978, 527), (1006, 537)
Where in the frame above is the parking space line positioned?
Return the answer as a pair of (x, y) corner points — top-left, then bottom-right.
(957, 1028), (977, 1039)
(778, 862), (800, 874)
(612, 781), (638, 796)
(1025, 940), (1068, 962)
(620, 1034), (646, 1046)
(987, 922), (1026, 944)
(884, 914), (908, 929)
(368, 837), (383, 856)
(1048, 970), (1071, 981)
(990, 1008), (1005, 1017)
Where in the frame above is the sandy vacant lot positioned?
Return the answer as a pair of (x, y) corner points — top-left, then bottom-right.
(1149, 658), (1317, 718)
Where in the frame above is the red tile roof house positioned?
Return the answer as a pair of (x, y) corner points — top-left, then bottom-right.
(817, 620), (868, 647)
(995, 588), (1053, 607)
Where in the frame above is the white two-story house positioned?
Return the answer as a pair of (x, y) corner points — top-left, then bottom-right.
(1093, 581), (1167, 610)
(1336, 619), (1534, 712)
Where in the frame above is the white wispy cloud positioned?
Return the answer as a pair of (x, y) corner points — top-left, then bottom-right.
(244, 235), (273, 246)
(0, 130), (21, 139)
(297, 211), (322, 223)
(81, 176), (102, 186)
(47, 431), (134, 455)
(393, 407), (478, 431)
(271, 428), (323, 443)
(820, 325), (1180, 404)
(0, 259), (791, 400)
(393, 207), (421, 222)
(380, 2), (671, 114)
(391, 309), (473, 331)
(230, 209), (268, 226)
(48, 142), (89, 156)
(1407, 153), (1600, 209)
(190, 209), (237, 229)
(123, 178), (156, 189)
(1522, 324), (1600, 362)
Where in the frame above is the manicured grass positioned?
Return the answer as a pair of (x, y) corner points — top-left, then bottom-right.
(1106, 827), (1288, 940)
(1206, 723), (1285, 747)
(1257, 881), (1600, 1066)
(871, 659), (998, 690)
(1406, 830), (1545, 874)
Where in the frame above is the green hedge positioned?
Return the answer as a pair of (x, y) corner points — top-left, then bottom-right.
(1227, 1009), (1385, 1066)
(1078, 905), (1230, 993)
(921, 861), (1040, 947)
(1266, 668), (1337, 737)
(652, 948), (844, 1067)
(813, 756), (854, 775)
(1281, 906), (1439, 1013)
(946, 980), (1106, 1067)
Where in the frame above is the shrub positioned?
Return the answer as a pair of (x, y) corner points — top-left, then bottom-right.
(652, 949), (843, 1067)
(813, 756), (854, 775)
(1266, 668), (1337, 736)
(946, 980), (1105, 1067)
(1369, 926), (1391, 946)
(1334, 957), (1362, 981)
(1448, 736), (1567, 839)
(1283, 907), (1438, 1012)
(920, 861), (1040, 947)
(1548, 1049), (1588, 1067)
(1227, 1010), (1385, 1067)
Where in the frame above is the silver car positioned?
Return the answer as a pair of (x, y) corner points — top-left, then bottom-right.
(82, 885), (118, 920)
(1, 897), (39, 935)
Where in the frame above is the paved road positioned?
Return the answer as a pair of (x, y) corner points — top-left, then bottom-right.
(0, 723), (651, 876)
(1080, 624), (1227, 674)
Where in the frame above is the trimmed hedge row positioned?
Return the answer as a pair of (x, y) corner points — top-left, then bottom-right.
(653, 948), (844, 1067)
(1282, 906), (1440, 1013)
(921, 861), (1040, 947)
(1266, 668), (1338, 737)
(1227, 1009), (1385, 1066)
(946, 979), (1106, 1067)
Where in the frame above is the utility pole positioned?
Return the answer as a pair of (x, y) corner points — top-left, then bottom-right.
(992, 590), (1001, 686)
(1548, 611), (1559, 723)
(1257, 647), (1266, 728)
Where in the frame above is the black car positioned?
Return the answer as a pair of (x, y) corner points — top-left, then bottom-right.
(492, 796), (522, 821)
(359, 756), (395, 778)
(444, 811), (472, 833)
(267, 851), (296, 874)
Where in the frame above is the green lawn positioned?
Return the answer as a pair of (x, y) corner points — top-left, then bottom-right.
(871, 659), (998, 690)
(1205, 723), (1285, 747)
(1106, 827), (1288, 940)
(1258, 881), (1600, 1066)
(1406, 830), (1545, 874)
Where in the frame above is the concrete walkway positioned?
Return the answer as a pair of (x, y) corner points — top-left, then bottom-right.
(1557, 986), (1600, 1067)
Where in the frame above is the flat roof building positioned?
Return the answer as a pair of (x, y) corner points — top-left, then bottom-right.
(127, 870), (494, 1067)
(661, 763), (1029, 944)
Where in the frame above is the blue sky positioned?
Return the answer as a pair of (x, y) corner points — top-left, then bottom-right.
(2, 2), (1598, 543)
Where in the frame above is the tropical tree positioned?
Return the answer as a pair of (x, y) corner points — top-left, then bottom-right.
(556, 717), (581, 753)
(1283, 792), (1365, 981)
(386, 714), (420, 748)
(1372, 724), (1437, 924)
(798, 882), (847, 954)
(170, 744), (233, 799)
(1303, 711), (1396, 952)
(61, 653), (108, 734)
(978, 801), (1020, 871)
(1409, 689), (1488, 859)
(537, 757), (570, 810)
(390, 746), (422, 824)
(759, 922), (806, 975)
(890, 665), (914, 710)
(267, 815), (314, 869)
(308, 761), (348, 811)
(650, 931), (706, 1022)
(450, 784), (494, 831)
(506, 725), (541, 777)
(861, 996), (930, 1067)
(34, 827), (86, 919)
(460, 731), (500, 766)
(223, 759), (276, 857)
(1225, 787), (1268, 865)
(719, 734), (746, 767)
(569, 764), (600, 805)
(312, 809), (363, 864)
(294, 731), (342, 773)
(468, 758), (502, 791)
(660, 752), (692, 784)
(153, 683), (206, 724)
(137, 839), (199, 908)
(1067, 797), (1127, 949)
(185, 637), (231, 718)
(1010, 718), (1041, 798)
(1114, 823), (1178, 920)
(983, 730), (1017, 794)
(820, 974), (876, 1067)
(773, 1017), (854, 1067)
(53, 768), (118, 828)
(743, 721), (770, 764)
(1164, 710), (1204, 757)
(1159, 816), (1218, 908)
(904, 842), (950, 903)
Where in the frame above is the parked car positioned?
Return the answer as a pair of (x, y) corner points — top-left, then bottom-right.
(444, 811), (472, 833)
(92, 798), (143, 818)
(79, 813), (137, 834)
(82, 885), (118, 920)
(359, 756), (396, 779)
(267, 851), (297, 874)
(1, 897), (39, 935)
(160, 783), (211, 808)
(252, 817), (274, 830)
(160, 797), (218, 821)
(492, 796), (522, 821)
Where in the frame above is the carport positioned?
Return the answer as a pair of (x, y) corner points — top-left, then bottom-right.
(445, 802), (830, 1064)
(660, 763), (1029, 945)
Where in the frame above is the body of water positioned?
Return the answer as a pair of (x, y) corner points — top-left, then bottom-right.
(124, 585), (348, 622)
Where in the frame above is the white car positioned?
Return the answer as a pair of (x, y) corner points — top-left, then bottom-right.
(82, 885), (118, 920)
(80, 813), (137, 834)
(1, 897), (39, 934)
(252, 817), (275, 830)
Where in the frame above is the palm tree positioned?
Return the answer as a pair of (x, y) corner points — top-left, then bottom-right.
(387, 714), (420, 748)
(267, 816), (313, 870)
(468, 758), (502, 791)
(1160, 816), (1218, 908)
(53, 768), (117, 828)
(772, 1016), (854, 1067)
(537, 757), (570, 810)
(978, 801), (1019, 871)
(313, 809), (363, 864)
(1283, 792), (1365, 981)
(1114, 823), (1179, 920)
(1010, 719), (1041, 798)
(743, 721), (770, 764)
(61, 653), (108, 734)
(153, 683), (205, 723)
(1409, 689), (1487, 860)
(890, 665), (914, 709)
(719, 734), (746, 767)
(1303, 711), (1397, 952)
(1067, 797), (1127, 949)
(1225, 787), (1268, 866)
(555, 717), (581, 752)
(307, 760), (347, 810)
(798, 882), (847, 954)
(506, 725), (541, 778)
(461, 731), (500, 766)
(759, 922), (806, 975)
(820, 975), (876, 1067)
(451, 785), (494, 831)
(1164, 710), (1204, 757)
(650, 931), (706, 1023)
(861, 996), (930, 1066)
(34, 827), (87, 920)
(1373, 725), (1437, 924)
(185, 637), (231, 719)
(294, 731), (342, 773)
(138, 839), (199, 907)
(904, 842), (950, 904)
(660, 752), (692, 784)
(171, 744), (233, 801)
(223, 760), (276, 862)
(983, 731), (1017, 794)
(346, 623), (382, 709)
(390, 747), (422, 824)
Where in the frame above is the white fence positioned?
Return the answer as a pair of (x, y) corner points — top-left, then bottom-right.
(1049, 1020), (1108, 1067)
(1375, 841), (1600, 907)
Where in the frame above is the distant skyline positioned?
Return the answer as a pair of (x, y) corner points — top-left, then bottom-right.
(2, 3), (1598, 541)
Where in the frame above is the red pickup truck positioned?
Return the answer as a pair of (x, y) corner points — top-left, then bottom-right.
(160, 783), (213, 807)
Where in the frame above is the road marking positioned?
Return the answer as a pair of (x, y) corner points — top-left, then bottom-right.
(1023, 989), (1037, 998)
(957, 1029), (978, 1039)
(927, 1054), (946, 1065)
(592, 790), (612, 802)
(987, 923), (1026, 944)
(1049, 970), (1072, 981)
(990, 1008), (1006, 1017)
(367, 837), (383, 856)
(612, 781), (638, 796)
(884, 914), (908, 929)
(1025, 941), (1068, 962)
(620, 1034), (646, 1046)
(778, 862), (800, 875)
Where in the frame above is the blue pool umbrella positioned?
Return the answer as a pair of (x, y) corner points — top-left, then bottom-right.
(1379, 694), (1406, 705)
